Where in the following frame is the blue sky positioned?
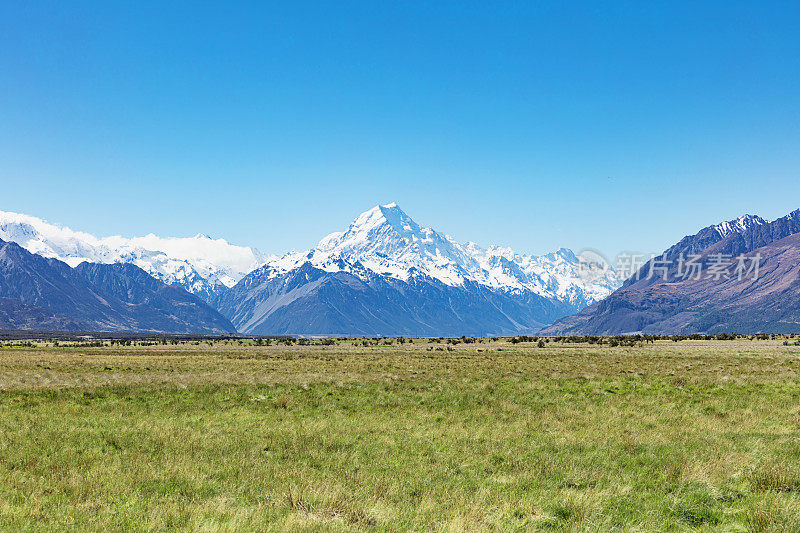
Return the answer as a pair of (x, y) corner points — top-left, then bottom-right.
(2, 1), (799, 260)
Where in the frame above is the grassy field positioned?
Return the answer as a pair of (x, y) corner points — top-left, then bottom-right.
(1, 337), (800, 531)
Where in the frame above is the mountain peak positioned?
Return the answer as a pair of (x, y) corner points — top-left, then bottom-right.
(350, 202), (409, 227)
(276, 203), (621, 307)
(713, 214), (767, 237)
(318, 203), (423, 251)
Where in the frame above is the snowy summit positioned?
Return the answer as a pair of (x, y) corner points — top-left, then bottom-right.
(259, 203), (620, 308)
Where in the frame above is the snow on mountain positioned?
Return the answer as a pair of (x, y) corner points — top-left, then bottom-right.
(0, 211), (267, 300)
(0, 204), (620, 309)
(713, 214), (767, 238)
(260, 203), (620, 307)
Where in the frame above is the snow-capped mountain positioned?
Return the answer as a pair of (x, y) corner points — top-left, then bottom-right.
(0, 211), (267, 301)
(713, 214), (767, 239)
(0, 237), (234, 334)
(217, 203), (621, 336)
(0, 204), (620, 335)
(256, 203), (619, 308)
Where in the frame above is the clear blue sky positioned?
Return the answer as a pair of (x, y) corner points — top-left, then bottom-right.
(2, 1), (799, 260)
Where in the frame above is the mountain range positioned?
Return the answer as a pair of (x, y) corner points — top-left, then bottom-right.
(0, 204), (619, 335)
(0, 238), (234, 333)
(5, 203), (799, 336)
(0, 211), (266, 302)
(542, 210), (800, 335)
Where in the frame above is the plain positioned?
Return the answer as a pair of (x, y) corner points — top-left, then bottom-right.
(0, 336), (799, 531)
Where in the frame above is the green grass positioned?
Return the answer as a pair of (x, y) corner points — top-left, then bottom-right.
(1, 339), (800, 530)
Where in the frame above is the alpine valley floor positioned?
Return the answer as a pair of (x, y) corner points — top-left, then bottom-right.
(1, 337), (800, 531)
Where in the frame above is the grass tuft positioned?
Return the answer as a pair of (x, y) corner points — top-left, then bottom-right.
(749, 462), (800, 493)
(745, 493), (800, 532)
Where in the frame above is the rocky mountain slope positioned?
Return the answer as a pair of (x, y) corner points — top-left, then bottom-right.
(0, 211), (266, 301)
(0, 238), (235, 334)
(541, 210), (800, 334)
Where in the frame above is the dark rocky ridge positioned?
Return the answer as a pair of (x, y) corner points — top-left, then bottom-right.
(0, 238), (235, 334)
(75, 262), (235, 334)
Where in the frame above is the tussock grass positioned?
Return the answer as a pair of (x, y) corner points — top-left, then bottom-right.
(749, 462), (800, 493)
(745, 493), (800, 532)
(0, 338), (799, 530)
